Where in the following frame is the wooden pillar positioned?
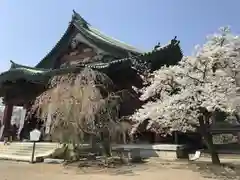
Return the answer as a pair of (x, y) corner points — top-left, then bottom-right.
(1, 104), (13, 140)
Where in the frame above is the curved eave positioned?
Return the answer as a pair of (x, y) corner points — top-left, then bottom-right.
(0, 68), (49, 85)
(35, 23), (75, 69)
(10, 60), (48, 71)
(0, 62), (126, 87)
(73, 22), (143, 55)
(138, 40), (183, 71)
(72, 11), (143, 55)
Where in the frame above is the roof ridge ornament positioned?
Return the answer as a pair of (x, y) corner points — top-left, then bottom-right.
(154, 42), (161, 50)
(10, 60), (16, 69)
(9, 60), (20, 69)
(10, 60), (15, 64)
(72, 10), (89, 29)
(171, 36), (180, 45)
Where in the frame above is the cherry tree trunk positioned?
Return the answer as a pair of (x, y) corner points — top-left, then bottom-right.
(101, 129), (112, 157)
(90, 135), (100, 153)
(203, 132), (220, 164)
(199, 116), (221, 165)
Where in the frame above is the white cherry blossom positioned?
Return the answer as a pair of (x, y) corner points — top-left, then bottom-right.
(131, 27), (240, 134)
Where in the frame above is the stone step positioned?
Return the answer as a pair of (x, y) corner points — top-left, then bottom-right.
(0, 150), (57, 155)
(0, 145), (58, 150)
(0, 142), (62, 162)
(0, 147), (59, 152)
(0, 142), (60, 147)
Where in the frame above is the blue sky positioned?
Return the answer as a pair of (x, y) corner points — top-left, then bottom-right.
(0, 0), (239, 72)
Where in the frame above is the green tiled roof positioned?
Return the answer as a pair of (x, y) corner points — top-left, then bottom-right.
(0, 65), (48, 84)
(0, 10), (183, 88)
(2, 61), (49, 83)
(0, 38), (182, 86)
(72, 10), (143, 54)
(36, 10), (143, 69)
(34, 10), (183, 70)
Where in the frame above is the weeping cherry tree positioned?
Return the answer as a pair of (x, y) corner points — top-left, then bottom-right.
(32, 68), (125, 157)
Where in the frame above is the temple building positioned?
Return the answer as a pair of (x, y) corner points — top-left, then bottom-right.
(0, 10), (183, 140)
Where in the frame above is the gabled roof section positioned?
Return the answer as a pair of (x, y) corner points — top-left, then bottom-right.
(71, 10), (143, 54)
(35, 23), (75, 69)
(10, 60), (47, 72)
(3, 10), (183, 76)
(35, 10), (143, 69)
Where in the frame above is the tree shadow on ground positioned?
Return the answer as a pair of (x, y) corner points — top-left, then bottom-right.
(63, 156), (148, 176)
(192, 162), (240, 180)
(146, 158), (240, 180)
(171, 161), (240, 180)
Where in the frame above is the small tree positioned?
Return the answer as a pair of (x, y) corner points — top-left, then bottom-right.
(131, 27), (240, 165)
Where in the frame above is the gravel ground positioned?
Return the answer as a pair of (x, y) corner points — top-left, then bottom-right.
(0, 157), (239, 180)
